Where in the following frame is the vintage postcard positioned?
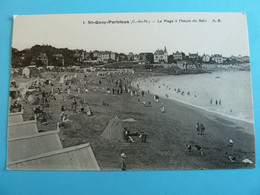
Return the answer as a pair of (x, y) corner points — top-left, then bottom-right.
(7, 12), (255, 170)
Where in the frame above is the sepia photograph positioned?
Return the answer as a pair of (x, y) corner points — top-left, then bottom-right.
(7, 12), (255, 170)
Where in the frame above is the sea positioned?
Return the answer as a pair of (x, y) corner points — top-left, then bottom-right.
(132, 70), (254, 123)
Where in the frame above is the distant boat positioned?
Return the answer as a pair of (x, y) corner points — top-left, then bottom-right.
(215, 76), (220, 78)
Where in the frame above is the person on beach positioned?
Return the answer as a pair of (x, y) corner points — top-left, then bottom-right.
(141, 91), (144, 97)
(186, 144), (192, 153)
(62, 114), (71, 122)
(86, 105), (93, 116)
(61, 105), (65, 112)
(196, 122), (200, 135)
(227, 139), (234, 155)
(120, 153), (127, 171)
(195, 145), (204, 155)
(154, 95), (159, 103)
(123, 128), (134, 143)
(200, 124), (205, 135)
(67, 86), (71, 95)
(216, 100), (218, 105)
(71, 99), (77, 112)
(139, 132), (147, 143)
(228, 155), (237, 163)
(160, 104), (165, 113)
(210, 99), (213, 104)
(41, 114), (48, 126)
(60, 111), (65, 121)
(219, 99), (221, 106)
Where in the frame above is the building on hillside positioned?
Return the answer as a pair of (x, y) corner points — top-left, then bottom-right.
(202, 54), (211, 62)
(92, 50), (99, 58)
(97, 51), (116, 62)
(230, 55), (250, 63)
(73, 51), (83, 63)
(127, 52), (134, 61)
(241, 56), (250, 63)
(53, 54), (65, 66)
(211, 54), (224, 63)
(110, 52), (116, 61)
(36, 53), (48, 66)
(133, 54), (139, 61)
(84, 52), (91, 61)
(173, 51), (184, 60)
(188, 53), (199, 60)
(138, 52), (154, 63)
(117, 53), (127, 61)
(154, 46), (168, 63)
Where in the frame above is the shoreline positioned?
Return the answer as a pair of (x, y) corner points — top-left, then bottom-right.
(131, 72), (254, 126)
(131, 84), (254, 137)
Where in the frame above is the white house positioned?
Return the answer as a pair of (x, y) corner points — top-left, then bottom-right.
(212, 54), (224, 63)
(154, 46), (168, 63)
(22, 66), (40, 78)
(202, 54), (211, 62)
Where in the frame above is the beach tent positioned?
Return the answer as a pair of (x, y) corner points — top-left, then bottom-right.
(27, 95), (39, 105)
(101, 115), (124, 141)
(59, 74), (67, 83)
(22, 67), (30, 78)
(46, 66), (55, 71)
(22, 66), (40, 78)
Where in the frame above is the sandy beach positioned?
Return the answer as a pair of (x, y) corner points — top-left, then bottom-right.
(11, 70), (255, 170)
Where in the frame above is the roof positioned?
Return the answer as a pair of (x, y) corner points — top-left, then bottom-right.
(212, 54), (223, 57)
(154, 49), (165, 55)
(7, 109), (100, 171)
(173, 51), (181, 55)
(7, 130), (62, 163)
(98, 51), (111, 55)
(8, 112), (23, 124)
(8, 120), (38, 139)
(7, 143), (100, 170)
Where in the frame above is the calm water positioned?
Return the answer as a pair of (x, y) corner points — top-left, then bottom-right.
(133, 71), (254, 123)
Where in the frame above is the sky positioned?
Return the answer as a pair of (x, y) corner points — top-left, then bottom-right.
(12, 12), (250, 57)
